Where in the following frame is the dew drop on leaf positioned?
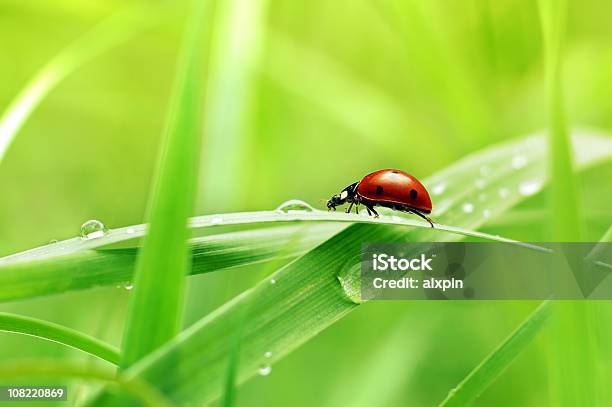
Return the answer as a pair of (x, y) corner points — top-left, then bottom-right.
(264, 351), (272, 358)
(80, 220), (106, 240)
(518, 180), (542, 196)
(275, 199), (315, 213)
(483, 209), (491, 218)
(511, 154), (528, 169)
(270, 278), (276, 285)
(432, 182), (446, 195)
(462, 203), (474, 214)
(124, 283), (134, 290)
(258, 365), (272, 376)
(337, 260), (364, 304)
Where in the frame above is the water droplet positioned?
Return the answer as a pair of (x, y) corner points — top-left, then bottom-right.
(210, 217), (223, 224)
(511, 155), (528, 169)
(124, 283), (134, 290)
(462, 203), (474, 214)
(483, 209), (491, 218)
(275, 200), (315, 214)
(270, 278), (276, 285)
(258, 365), (271, 376)
(337, 259), (364, 304)
(518, 180), (542, 196)
(264, 351), (272, 358)
(475, 179), (486, 189)
(479, 166), (490, 176)
(126, 228), (135, 234)
(498, 188), (510, 198)
(432, 182), (446, 196)
(80, 220), (107, 240)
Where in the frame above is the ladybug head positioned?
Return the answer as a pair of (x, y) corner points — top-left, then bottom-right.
(327, 182), (359, 211)
(327, 193), (343, 211)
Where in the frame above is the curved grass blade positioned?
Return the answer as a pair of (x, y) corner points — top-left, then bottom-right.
(0, 130), (608, 302)
(539, 2), (596, 405)
(0, 224), (344, 303)
(88, 131), (612, 406)
(120, 0), (214, 369)
(0, 360), (173, 407)
(0, 5), (161, 166)
(439, 301), (552, 407)
(0, 312), (119, 364)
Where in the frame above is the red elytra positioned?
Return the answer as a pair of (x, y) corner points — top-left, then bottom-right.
(326, 169), (434, 227)
(357, 169), (432, 213)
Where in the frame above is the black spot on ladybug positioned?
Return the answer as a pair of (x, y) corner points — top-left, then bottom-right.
(376, 186), (384, 195)
(391, 170), (399, 174)
(410, 189), (418, 199)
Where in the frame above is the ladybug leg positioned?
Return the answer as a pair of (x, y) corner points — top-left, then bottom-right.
(410, 209), (434, 228)
(355, 203), (359, 215)
(346, 201), (354, 214)
(363, 202), (379, 218)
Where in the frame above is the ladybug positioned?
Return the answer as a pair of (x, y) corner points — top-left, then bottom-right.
(326, 169), (434, 227)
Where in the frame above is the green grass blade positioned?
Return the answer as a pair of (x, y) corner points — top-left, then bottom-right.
(539, 1), (596, 405)
(0, 360), (173, 407)
(0, 224), (344, 303)
(439, 302), (551, 406)
(1, 132), (608, 303)
(0, 312), (119, 364)
(0, 6), (160, 166)
(539, 0), (581, 240)
(120, 0), (214, 369)
(87, 131), (612, 406)
(199, 0), (269, 212)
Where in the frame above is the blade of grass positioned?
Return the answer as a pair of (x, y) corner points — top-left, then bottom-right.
(88, 131), (612, 406)
(539, 1), (596, 405)
(0, 5), (163, 166)
(539, 0), (580, 240)
(439, 301), (552, 407)
(0, 132), (610, 304)
(220, 227), (310, 407)
(120, 0), (214, 369)
(0, 224), (344, 303)
(199, 0), (269, 212)
(440, 224), (612, 407)
(0, 312), (119, 364)
(0, 360), (173, 407)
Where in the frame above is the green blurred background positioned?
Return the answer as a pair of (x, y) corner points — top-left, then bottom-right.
(1, 0), (611, 405)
